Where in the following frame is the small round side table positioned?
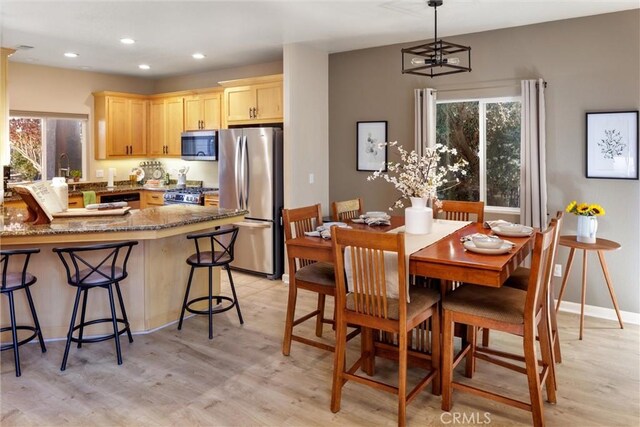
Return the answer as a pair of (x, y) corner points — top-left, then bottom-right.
(555, 235), (623, 340)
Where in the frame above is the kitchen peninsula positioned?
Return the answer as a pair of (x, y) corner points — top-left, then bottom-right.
(1, 205), (247, 338)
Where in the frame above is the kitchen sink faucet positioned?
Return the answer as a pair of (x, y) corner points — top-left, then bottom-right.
(58, 153), (70, 178)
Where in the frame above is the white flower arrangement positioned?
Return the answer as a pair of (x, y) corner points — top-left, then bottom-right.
(367, 141), (468, 210)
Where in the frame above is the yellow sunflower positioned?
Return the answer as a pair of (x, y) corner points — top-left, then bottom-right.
(577, 203), (590, 214)
(589, 204), (605, 216)
(565, 200), (577, 213)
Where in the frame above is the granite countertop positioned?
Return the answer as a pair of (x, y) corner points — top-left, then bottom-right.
(1, 205), (247, 237)
(3, 180), (206, 202)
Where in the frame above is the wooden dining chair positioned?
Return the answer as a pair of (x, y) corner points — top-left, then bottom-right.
(331, 197), (363, 222)
(434, 200), (485, 223)
(501, 211), (564, 367)
(331, 227), (440, 427)
(281, 204), (338, 355)
(441, 224), (557, 427)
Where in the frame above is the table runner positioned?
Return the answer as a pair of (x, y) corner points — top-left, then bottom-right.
(345, 219), (470, 301)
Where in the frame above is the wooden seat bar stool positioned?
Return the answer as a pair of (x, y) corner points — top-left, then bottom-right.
(555, 235), (623, 340)
(178, 226), (243, 339)
(441, 224), (557, 427)
(331, 227), (441, 427)
(331, 198), (363, 222)
(53, 241), (138, 371)
(1, 248), (47, 377)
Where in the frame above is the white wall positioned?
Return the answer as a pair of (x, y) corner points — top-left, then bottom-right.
(282, 44), (329, 214)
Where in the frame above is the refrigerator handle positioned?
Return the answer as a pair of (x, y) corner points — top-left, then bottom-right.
(243, 135), (250, 210)
(235, 136), (243, 209)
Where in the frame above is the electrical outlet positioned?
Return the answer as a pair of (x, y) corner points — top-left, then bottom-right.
(309, 173), (314, 184)
(95, 169), (104, 178)
(554, 264), (562, 277)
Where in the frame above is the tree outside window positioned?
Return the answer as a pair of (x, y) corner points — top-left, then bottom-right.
(9, 115), (86, 182)
(436, 98), (521, 210)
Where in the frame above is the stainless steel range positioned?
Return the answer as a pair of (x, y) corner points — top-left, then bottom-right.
(163, 187), (218, 205)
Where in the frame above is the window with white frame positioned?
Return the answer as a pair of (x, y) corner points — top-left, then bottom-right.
(436, 97), (521, 212)
(9, 112), (88, 182)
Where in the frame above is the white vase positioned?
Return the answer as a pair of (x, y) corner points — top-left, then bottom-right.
(576, 215), (597, 244)
(405, 197), (433, 235)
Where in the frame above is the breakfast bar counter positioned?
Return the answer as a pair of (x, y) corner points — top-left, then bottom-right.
(1, 205), (247, 338)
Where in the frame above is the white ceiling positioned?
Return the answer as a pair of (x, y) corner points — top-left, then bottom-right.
(1, 0), (638, 78)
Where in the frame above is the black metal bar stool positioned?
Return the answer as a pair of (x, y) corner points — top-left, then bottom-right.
(1, 248), (46, 377)
(53, 241), (138, 371)
(178, 226), (243, 339)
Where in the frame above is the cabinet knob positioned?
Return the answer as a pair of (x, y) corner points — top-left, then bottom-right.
(249, 107), (253, 119)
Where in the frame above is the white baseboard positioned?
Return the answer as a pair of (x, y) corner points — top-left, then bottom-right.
(556, 299), (640, 325)
(282, 273), (289, 284)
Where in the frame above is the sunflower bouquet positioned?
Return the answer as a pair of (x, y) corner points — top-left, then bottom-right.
(565, 201), (605, 216)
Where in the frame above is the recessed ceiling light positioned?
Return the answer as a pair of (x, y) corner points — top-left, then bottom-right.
(64, 52), (79, 58)
(138, 64), (150, 70)
(120, 38), (135, 45)
(192, 53), (206, 60)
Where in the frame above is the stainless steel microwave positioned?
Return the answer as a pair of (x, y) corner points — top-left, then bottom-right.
(181, 130), (217, 161)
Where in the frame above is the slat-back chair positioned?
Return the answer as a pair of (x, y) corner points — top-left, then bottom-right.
(331, 198), (363, 222)
(435, 200), (485, 223)
(441, 223), (557, 427)
(282, 204), (339, 355)
(331, 228), (440, 427)
(500, 211), (564, 367)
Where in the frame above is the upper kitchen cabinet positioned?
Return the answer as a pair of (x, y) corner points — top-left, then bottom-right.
(219, 74), (283, 126)
(183, 90), (222, 131)
(94, 92), (148, 159)
(149, 96), (184, 157)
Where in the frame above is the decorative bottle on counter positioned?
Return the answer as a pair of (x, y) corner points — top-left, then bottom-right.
(51, 177), (68, 211)
(165, 172), (170, 185)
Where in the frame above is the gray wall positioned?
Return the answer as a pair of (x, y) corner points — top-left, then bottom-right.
(329, 10), (640, 313)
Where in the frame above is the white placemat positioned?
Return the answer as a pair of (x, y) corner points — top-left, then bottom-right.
(344, 219), (470, 302)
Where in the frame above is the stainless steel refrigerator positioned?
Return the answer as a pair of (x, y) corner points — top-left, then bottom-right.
(218, 127), (284, 279)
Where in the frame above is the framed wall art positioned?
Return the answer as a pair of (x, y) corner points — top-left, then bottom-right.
(357, 121), (388, 172)
(586, 110), (638, 180)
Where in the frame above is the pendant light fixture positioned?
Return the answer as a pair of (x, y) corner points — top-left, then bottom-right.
(402, 0), (471, 78)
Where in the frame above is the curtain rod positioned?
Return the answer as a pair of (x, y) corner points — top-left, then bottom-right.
(432, 79), (548, 93)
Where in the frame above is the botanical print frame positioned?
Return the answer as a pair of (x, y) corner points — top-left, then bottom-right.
(357, 121), (388, 172)
(586, 111), (638, 180)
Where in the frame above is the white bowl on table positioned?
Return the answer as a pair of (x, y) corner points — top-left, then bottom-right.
(472, 235), (504, 249)
(365, 211), (388, 218)
(499, 223), (525, 233)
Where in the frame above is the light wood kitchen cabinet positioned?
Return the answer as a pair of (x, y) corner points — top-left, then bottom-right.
(94, 92), (148, 159)
(203, 194), (219, 207)
(149, 96), (184, 157)
(220, 74), (283, 126)
(184, 91), (221, 130)
(141, 190), (165, 208)
(67, 195), (84, 208)
(3, 196), (83, 209)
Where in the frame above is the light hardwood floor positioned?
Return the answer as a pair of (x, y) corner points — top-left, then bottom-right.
(2, 272), (639, 426)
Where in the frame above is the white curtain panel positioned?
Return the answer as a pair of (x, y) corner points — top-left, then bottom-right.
(414, 88), (437, 157)
(520, 79), (548, 228)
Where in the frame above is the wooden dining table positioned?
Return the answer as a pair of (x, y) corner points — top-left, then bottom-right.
(285, 217), (535, 289)
(284, 216), (537, 373)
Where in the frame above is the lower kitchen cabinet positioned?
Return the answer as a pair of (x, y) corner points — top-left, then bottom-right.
(67, 195), (84, 208)
(204, 194), (219, 207)
(142, 190), (165, 208)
